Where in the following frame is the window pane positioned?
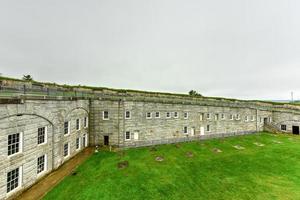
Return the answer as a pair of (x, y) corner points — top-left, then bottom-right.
(7, 168), (19, 193)
(38, 127), (45, 144)
(64, 143), (69, 157)
(8, 133), (20, 156)
(64, 122), (69, 134)
(37, 155), (45, 174)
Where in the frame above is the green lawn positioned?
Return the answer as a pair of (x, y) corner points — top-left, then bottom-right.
(44, 132), (300, 200)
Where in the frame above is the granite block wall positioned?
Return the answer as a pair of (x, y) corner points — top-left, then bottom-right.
(272, 111), (300, 133)
(91, 99), (272, 147)
(2, 93), (300, 199)
(0, 99), (89, 199)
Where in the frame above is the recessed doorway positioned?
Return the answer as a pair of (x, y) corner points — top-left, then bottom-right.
(104, 135), (109, 145)
(292, 126), (299, 135)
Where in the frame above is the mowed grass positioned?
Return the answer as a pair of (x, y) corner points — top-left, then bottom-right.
(44, 132), (300, 200)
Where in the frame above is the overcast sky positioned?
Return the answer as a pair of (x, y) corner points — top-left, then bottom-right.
(0, 0), (300, 100)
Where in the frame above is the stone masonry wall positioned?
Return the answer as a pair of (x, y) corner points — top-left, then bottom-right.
(91, 99), (274, 147)
(0, 99), (89, 200)
(2, 80), (300, 199)
(89, 99), (123, 146)
(272, 111), (300, 133)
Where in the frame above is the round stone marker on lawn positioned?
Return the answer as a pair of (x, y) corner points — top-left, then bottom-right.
(200, 143), (206, 147)
(155, 156), (164, 162)
(233, 145), (245, 150)
(212, 148), (222, 153)
(117, 161), (129, 169)
(186, 151), (194, 158)
(254, 142), (265, 147)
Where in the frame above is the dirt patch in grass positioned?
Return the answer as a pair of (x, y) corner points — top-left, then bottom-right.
(71, 170), (78, 176)
(155, 156), (164, 162)
(149, 146), (158, 152)
(186, 151), (194, 158)
(117, 161), (129, 169)
(175, 144), (181, 148)
(212, 148), (222, 153)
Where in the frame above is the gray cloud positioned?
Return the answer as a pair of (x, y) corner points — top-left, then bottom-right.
(0, 0), (300, 100)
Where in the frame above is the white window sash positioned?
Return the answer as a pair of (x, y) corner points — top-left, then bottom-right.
(45, 126), (48, 144)
(103, 111), (109, 120)
(68, 121), (71, 134)
(6, 166), (23, 196)
(125, 132), (131, 140)
(76, 119), (81, 131)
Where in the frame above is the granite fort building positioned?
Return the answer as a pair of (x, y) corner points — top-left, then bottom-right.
(1, 78), (300, 199)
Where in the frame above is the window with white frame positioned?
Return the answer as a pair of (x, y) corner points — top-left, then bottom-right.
(200, 113), (204, 121)
(37, 155), (46, 174)
(125, 111), (131, 119)
(236, 114), (240, 120)
(63, 143), (69, 157)
(166, 112), (171, 118)
(207, 113), (211, 119)
(84, 117), (88, 128)
(76, 119), (80, 131)
(221, 113), (225, 120)
(146, 112), (152, 119)
(184, 112), (188, 119)
(37, 127), (47, 145)
(245, 116), (249, 121)
(125, 131), (131, 140)
(230, 114), (233, 120)
(215, 114), (219, 120)
(155, 112), (160, 118)
(7, 167), (20, 193)
(174, 112), (178, 118)
(251, 116), (255, 121)
(133, 131), (139, 140)
(103, 111), (109, 120)
(76, 138), (80, 150)
(8, 133), (21, 156)
(183, 126), (188, 134)
(281, 125), (287, 131)
(82, 134), (87, 147)
(207, 125), (211, 132)
(64, 121), (70, 135)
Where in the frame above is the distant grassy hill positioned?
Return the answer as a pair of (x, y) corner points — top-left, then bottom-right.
(1, 75), (298, 107)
